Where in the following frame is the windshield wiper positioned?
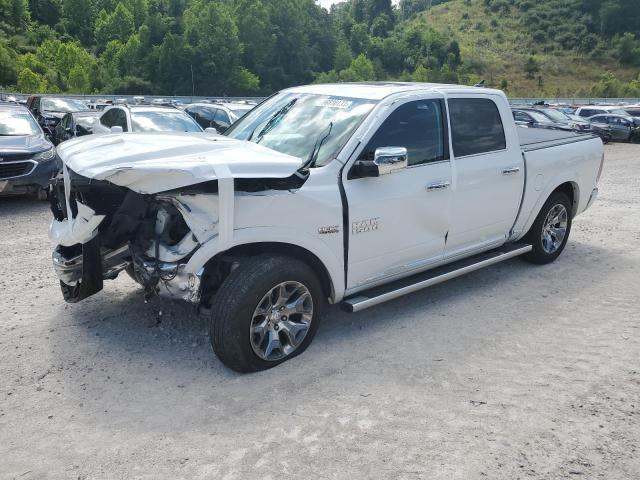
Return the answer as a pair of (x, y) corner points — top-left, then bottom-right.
(298, 122), (333, 172)
(248, 98), (297, 143)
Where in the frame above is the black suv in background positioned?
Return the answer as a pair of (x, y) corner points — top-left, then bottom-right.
(26, 96), (88, 137)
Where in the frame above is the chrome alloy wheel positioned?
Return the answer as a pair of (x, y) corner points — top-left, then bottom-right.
(541, 204), (568, 254)
(250, 281), (314, 361)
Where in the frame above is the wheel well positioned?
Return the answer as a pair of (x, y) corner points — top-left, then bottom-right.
(552, 181), (579, 217)
(200, 242), (334, 305)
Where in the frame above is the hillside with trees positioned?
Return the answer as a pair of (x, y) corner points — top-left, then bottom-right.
(0, 0), (639, 96)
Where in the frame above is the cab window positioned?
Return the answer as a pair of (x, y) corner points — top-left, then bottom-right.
(359, 99), (448, 167)
(448, 98), (506, 157)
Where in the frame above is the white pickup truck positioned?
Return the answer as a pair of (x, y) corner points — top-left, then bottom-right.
(49, 83), (604, 372)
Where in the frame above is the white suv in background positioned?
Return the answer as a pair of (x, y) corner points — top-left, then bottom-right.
(575, 105), (633, 118)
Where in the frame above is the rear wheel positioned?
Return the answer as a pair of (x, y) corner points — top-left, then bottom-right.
(523, 191), (572, 264)
(209, 255), (324, 372)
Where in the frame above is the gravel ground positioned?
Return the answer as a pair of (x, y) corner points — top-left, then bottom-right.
(1, 143), (639, 480)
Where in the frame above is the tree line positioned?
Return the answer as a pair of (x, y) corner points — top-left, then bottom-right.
(0, 0), (639, 96)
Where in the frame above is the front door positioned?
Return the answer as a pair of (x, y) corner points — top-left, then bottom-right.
(444, 95), (524, 257)
(344, 97), (452, 291)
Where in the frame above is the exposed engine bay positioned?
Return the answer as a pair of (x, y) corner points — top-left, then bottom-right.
(49, 165), (306, 305)
(49, 167), (205, 303)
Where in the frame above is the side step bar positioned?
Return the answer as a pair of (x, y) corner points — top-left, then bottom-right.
(342, 243), (532, 313)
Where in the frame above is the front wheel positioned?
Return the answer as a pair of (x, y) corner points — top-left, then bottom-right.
(522, 191), (572, 265)
(209, 255), (324, 372)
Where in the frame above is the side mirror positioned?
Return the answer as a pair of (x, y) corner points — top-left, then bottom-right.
(204, 127), (218, 134)
(351, 147), (408, 179)
(110, 126), (123, 133)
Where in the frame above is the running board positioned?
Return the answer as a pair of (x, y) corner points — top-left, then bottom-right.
(342, 244), (532, 313)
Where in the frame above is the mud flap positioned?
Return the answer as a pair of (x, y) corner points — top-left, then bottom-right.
(60, 236), (104, 303)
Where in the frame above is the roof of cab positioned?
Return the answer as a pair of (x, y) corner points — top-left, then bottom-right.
(284, 82), (503, 100)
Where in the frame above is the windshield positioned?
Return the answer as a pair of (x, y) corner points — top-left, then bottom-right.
(609, 108), (629, 115)
(540, 109), (570, 122)
(527, 110), (554, 123)
(225, 93), (377, 167)
(41, 98), (88, 113)
(0, 111), (41, 136)
(130, 111), (203, 132)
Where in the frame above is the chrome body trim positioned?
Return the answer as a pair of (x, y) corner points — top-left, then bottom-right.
(343, 244), (532, 312)
(0, 159), (37, 180)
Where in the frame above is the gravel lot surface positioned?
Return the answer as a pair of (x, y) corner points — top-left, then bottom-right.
(1, 143), (639, 480)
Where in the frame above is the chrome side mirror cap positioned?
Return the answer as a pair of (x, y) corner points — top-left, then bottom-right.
(374, 147), (408, 175)
(349, 146), (408, 179)
(110, 126), (123, 133)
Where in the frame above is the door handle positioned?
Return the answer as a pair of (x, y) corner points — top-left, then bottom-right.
(426, 181), (451, 191)
(502, 167), (521, 175)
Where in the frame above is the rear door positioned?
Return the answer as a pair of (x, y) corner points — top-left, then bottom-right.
(609, 116), (632, 140)
(344, 96), (452, 290)
(444, 95), (524, 258)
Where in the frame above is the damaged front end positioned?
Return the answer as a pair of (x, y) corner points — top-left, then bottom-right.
(49, 166), (206, 304)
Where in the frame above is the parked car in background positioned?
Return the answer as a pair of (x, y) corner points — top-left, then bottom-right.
(52, 111), (102, 145)
(512, 108), (573, 131)
(94, 105), (203, 134)
(512, 107), (613, 142)
(0, 104), (56, 199)
(184, 102), (253, 132)
(537, 108), (593, 131)
(587, 114), (640, 142)
(541, 107), (615, 143)
(26, 96), (88, 137)
(575, 105), (634, 119)
(87, 100), (112, 111)
(622, 104), (640, 118)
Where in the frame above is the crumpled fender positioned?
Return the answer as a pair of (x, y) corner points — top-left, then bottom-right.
(49, 202), (105, 247)
(49, 163), (105, 247)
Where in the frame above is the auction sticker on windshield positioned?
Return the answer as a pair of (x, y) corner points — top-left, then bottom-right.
(315, 99), (353, 109)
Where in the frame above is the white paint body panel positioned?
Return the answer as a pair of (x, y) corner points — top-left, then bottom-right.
(444, 92), (525, 258)
(55, 132), (303, 194)
(51, 83), (604, 304)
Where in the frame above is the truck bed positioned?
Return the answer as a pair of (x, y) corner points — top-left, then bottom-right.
(517, 126), (597, 152)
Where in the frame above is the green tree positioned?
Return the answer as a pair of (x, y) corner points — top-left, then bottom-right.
(412, 64), (430, 82)
(60, 0), (96, 45)
(0, 42), (18, 86)
(17, 67), (47, 92)
(524, 56), (539, 80)
(616, 32), (640, 66)
(184, 0), (245, 94)
(339, 53), (376, 81)
(334, 41), (353, 71)
(28, 0), (60, 26)
(95, 2), (135, 50)
(67, 64), (90, 92)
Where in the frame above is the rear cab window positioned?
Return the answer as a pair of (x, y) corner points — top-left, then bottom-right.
(448, 98), (506, 158)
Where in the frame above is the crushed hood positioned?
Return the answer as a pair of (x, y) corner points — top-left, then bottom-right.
(56, 132), (303, 194)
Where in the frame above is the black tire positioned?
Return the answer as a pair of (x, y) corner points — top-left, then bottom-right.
(209, 254), (324, 373)
(522, 191), (572, 265)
